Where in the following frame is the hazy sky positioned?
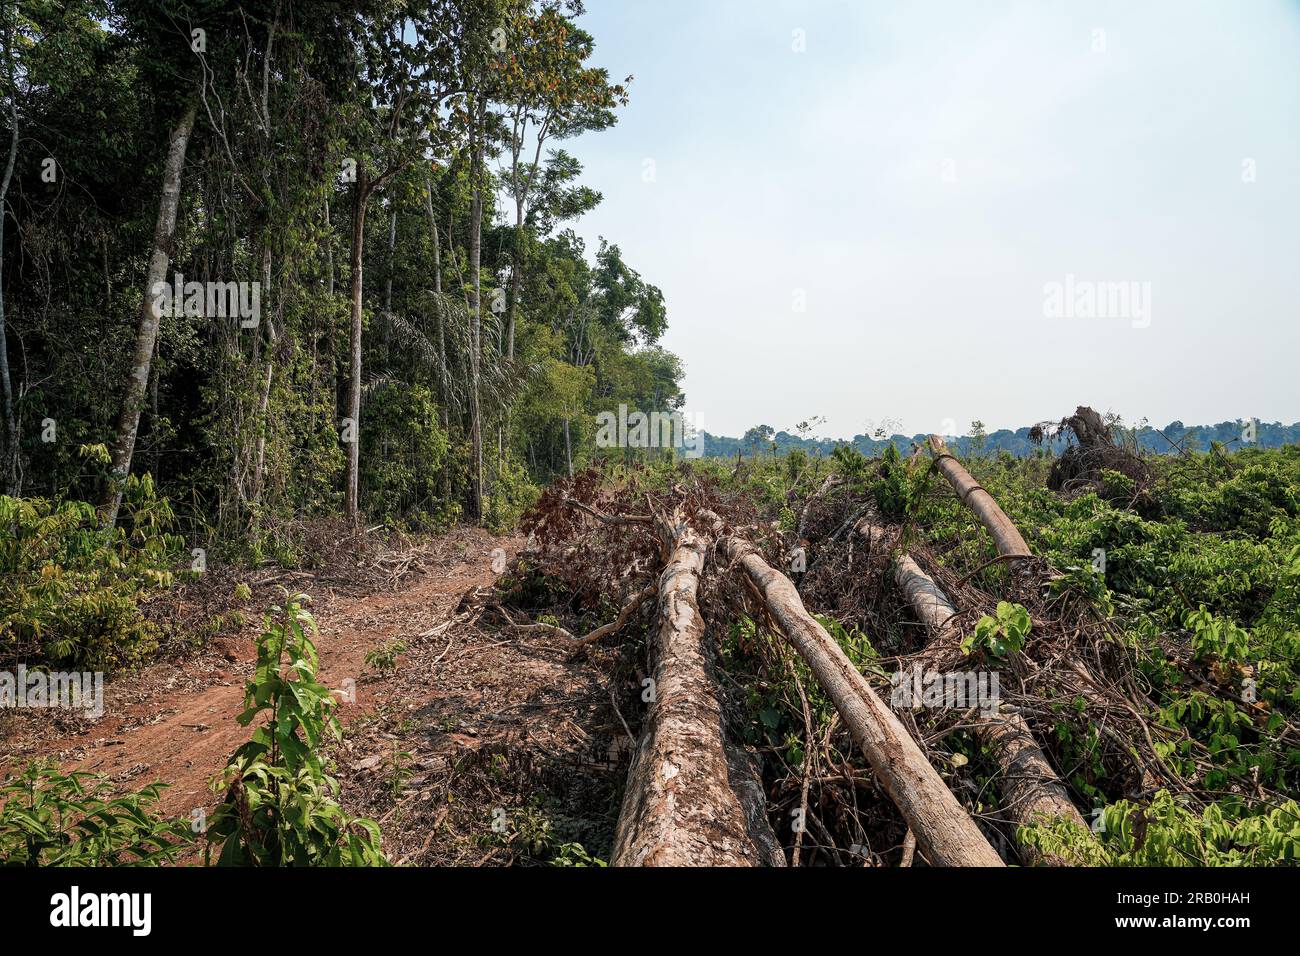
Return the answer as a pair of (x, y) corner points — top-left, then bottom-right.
(556, 0), (1300, 439)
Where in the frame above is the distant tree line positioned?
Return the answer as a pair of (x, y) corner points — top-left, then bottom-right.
(704, 419), (1300, 460)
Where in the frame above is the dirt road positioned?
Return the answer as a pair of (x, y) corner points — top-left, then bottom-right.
(13, 529), (518, 822)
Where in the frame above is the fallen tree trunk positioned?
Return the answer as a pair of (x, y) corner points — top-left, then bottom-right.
(979, 713), (1092, 864)
(895, 553), (958, 632)
(716, 532), (1004, 867)
(611, 512), (784, 866)
(859, 524), (1092, 865)
(927, 436), (1030, 558)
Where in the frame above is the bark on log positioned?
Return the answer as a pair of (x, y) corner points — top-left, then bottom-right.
(895, 553), (958, 633)
(979, 713), (1092, 865)
(859, 521), (1091, 865)
(610, 515), (784, 866)
(716, 533), (1004, 867)
(927, 436), (1030, 558)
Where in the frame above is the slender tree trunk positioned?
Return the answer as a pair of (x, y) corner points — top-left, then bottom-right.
(378, 207), (396, 369)
(428, 196), (441, 296)
(253, 245), (276, 501)
(507, 197), (523, 360)
(421, 175), (448, 400)
(100, 101), (198, 525)
(421, 173), (452, 502)
(149, 336), (160, 476)
(344, 168), (370, 525)
(466, 97), (485, 522)
(563, 415), (573, 477)
(0, 39), (19, 495)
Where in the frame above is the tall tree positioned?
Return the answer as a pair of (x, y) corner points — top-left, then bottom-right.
(497, 3), (627, 360)
(340, 1), (480, 524)
(0, 4), (21, 494)
(99, 99), (198, 525)
(466, 92), (485, 520)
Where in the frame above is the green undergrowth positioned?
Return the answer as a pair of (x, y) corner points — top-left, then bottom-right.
(0, 473), (186, 671)
(702, 443), (1300, 865)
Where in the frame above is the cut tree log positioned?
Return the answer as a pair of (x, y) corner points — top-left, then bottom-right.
(926, 436), (1030, 558)
(979, 713), (1093, 865)
(610, 511), (784, 866)
(858, 521), (1093, 865)
(715, 531), (1004, 867)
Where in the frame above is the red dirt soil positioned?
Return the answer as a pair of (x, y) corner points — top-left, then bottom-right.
(2, 528), (520, 825)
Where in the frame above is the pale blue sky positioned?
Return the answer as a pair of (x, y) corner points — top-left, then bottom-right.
(561, 0), (1300, 438)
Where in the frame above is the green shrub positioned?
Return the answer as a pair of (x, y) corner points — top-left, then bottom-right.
(0, 476), (184, 671)
(550, 842), (607, 867)
(873, 443), (928, 517)
(205, 591), (386, 866)
(1162, 459), (1300, 537)
(364, 638), (407, 675)
(961, 601), (1031, 660)
(830, 443), (871, 490)
(1021, 792), (1300, 866)
(0, 762), (190, 866)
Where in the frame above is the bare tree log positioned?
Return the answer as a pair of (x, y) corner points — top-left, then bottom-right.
(611, 513), (784, 866)
(979, 713), (1092, 864)
(715, 533), (1004, 867)
(859, 521), (1092, 865)
(927, 435), (1030, 558)
(895, 553), (959, 632)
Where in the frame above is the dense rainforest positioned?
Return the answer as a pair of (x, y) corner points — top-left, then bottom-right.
(0, 0), (680, 545)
